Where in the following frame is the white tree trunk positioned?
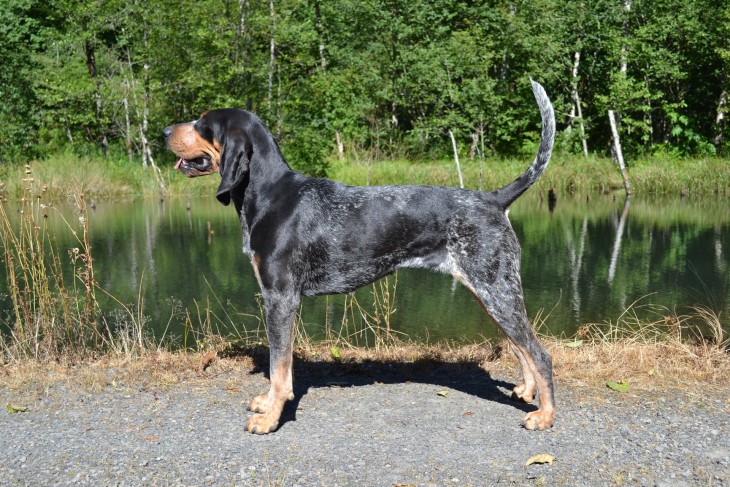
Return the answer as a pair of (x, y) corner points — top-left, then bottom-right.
(268, 0), (276, 115)
(568, 50), (589, 157)
(608, 110), (631, 196)
(448, 130), (464, 189)
(620, 0), (631, 75)
(315, 0), (326, 69)
(715, 89), (727, 146)
(574, 90), (589, 157)
(468, 132), (478, 160)
(122, 89), (133, 164)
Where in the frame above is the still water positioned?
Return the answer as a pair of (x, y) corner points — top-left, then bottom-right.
(3, 192), (729, 343)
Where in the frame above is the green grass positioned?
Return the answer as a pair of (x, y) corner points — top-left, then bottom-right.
(327, 154), (730, 197)
(1, 152), (728, 202)
(0, 153), (218, 201)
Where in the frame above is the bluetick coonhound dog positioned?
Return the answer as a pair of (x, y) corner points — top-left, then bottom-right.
(163, 80), (556, 434)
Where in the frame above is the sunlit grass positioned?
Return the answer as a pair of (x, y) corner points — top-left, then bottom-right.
(0, 153), (728, 202)
(539, 299), (729, 387)
(0, 153), (219, 201)
(328, 154), (730, 196)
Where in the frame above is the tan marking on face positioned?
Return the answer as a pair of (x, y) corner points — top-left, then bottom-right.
(165, 118), (221, 174)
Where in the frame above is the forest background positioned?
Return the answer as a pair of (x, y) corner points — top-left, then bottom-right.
(1, 0), (729, 177)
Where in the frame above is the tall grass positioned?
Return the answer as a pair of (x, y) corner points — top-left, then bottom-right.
(1, 153), (728, 203)
(0, 154), (219, 201)
(328, 154), (730, 196)
(543, 300), (729, 385)
(0, 166), (212, 362)
(0, 166), (100, 359)
(295, 274), (403, 354)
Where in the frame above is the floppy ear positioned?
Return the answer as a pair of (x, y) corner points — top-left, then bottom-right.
(216, 130), (251, 206)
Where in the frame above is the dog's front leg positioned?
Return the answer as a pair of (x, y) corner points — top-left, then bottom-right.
(247, 292), (299, 434)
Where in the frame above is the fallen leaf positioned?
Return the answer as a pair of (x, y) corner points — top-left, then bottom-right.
(202, 351), (217, 371)
(436, 390), (449, 397)
(6, 403), (28, 414)
(145, 435), (159, 441)
(462, 411), (475, 417)
(223, 385), (240, 392)
(564, 340), (583, 348)
(330, 347), (341, 360)
(525, 454), (555, 466)
(606, 380), (630, 393)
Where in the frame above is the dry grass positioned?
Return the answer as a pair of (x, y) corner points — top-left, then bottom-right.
(1, 282), (727, 397)
(3, 322), (726, 401)
(542, 305), (729, 390)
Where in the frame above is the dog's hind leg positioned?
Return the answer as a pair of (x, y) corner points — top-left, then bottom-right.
(246, 291), (299, 434)
(452, 272), (539, 406)
(455, 250), (555, 430)
(479, 284), (555, 430)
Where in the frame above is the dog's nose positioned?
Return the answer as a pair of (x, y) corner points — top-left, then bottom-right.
(162, 126), (172, 139)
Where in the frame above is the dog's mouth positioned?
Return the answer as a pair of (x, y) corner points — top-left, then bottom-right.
(175, 156), (213, 177)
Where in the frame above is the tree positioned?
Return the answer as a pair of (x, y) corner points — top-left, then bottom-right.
(2, 0), (729, 168)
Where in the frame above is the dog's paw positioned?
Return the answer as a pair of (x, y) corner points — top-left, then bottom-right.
(511, 383), (535, 403)
(248, 394), (270, 413)
(246, 413), (280, 434)
(523, 409), (555, 431)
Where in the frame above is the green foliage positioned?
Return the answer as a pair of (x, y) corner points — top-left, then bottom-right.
(1, 0), (730, 170)
(0, 0), (51, 162)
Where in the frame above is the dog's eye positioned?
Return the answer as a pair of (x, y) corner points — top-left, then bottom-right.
(195, 120), (214, 141)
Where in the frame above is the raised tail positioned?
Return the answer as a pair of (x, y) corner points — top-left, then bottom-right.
(493, 79), (555, 209)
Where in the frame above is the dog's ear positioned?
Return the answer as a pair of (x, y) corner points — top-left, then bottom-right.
(216, 129), (251, 206)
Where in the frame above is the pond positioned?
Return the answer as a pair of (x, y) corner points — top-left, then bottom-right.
(2, 191), (729, 344)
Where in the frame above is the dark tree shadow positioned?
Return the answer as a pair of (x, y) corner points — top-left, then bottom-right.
(225, 346), (537, 430)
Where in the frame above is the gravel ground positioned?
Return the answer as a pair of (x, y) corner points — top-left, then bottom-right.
(1, 359), (728, 486)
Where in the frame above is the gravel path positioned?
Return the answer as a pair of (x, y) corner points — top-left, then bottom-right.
(1, 359), (728, 486)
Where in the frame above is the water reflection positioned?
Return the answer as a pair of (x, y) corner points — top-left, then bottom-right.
(1, 193), (728, 343)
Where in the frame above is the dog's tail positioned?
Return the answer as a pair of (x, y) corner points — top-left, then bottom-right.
(493, 79), (555, 209)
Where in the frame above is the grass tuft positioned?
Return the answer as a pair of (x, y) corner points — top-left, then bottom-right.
(543, 302), (728, 387)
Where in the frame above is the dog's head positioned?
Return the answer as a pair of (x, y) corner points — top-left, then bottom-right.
(163, 109), (253, 205)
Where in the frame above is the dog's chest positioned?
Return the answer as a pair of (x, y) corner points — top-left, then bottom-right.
(239, 211), (253, 256)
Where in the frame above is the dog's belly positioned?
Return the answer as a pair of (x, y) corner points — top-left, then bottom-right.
(300, 245), (449, 296)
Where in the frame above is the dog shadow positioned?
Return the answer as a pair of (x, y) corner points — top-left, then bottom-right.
(232, 346), (537, 430)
